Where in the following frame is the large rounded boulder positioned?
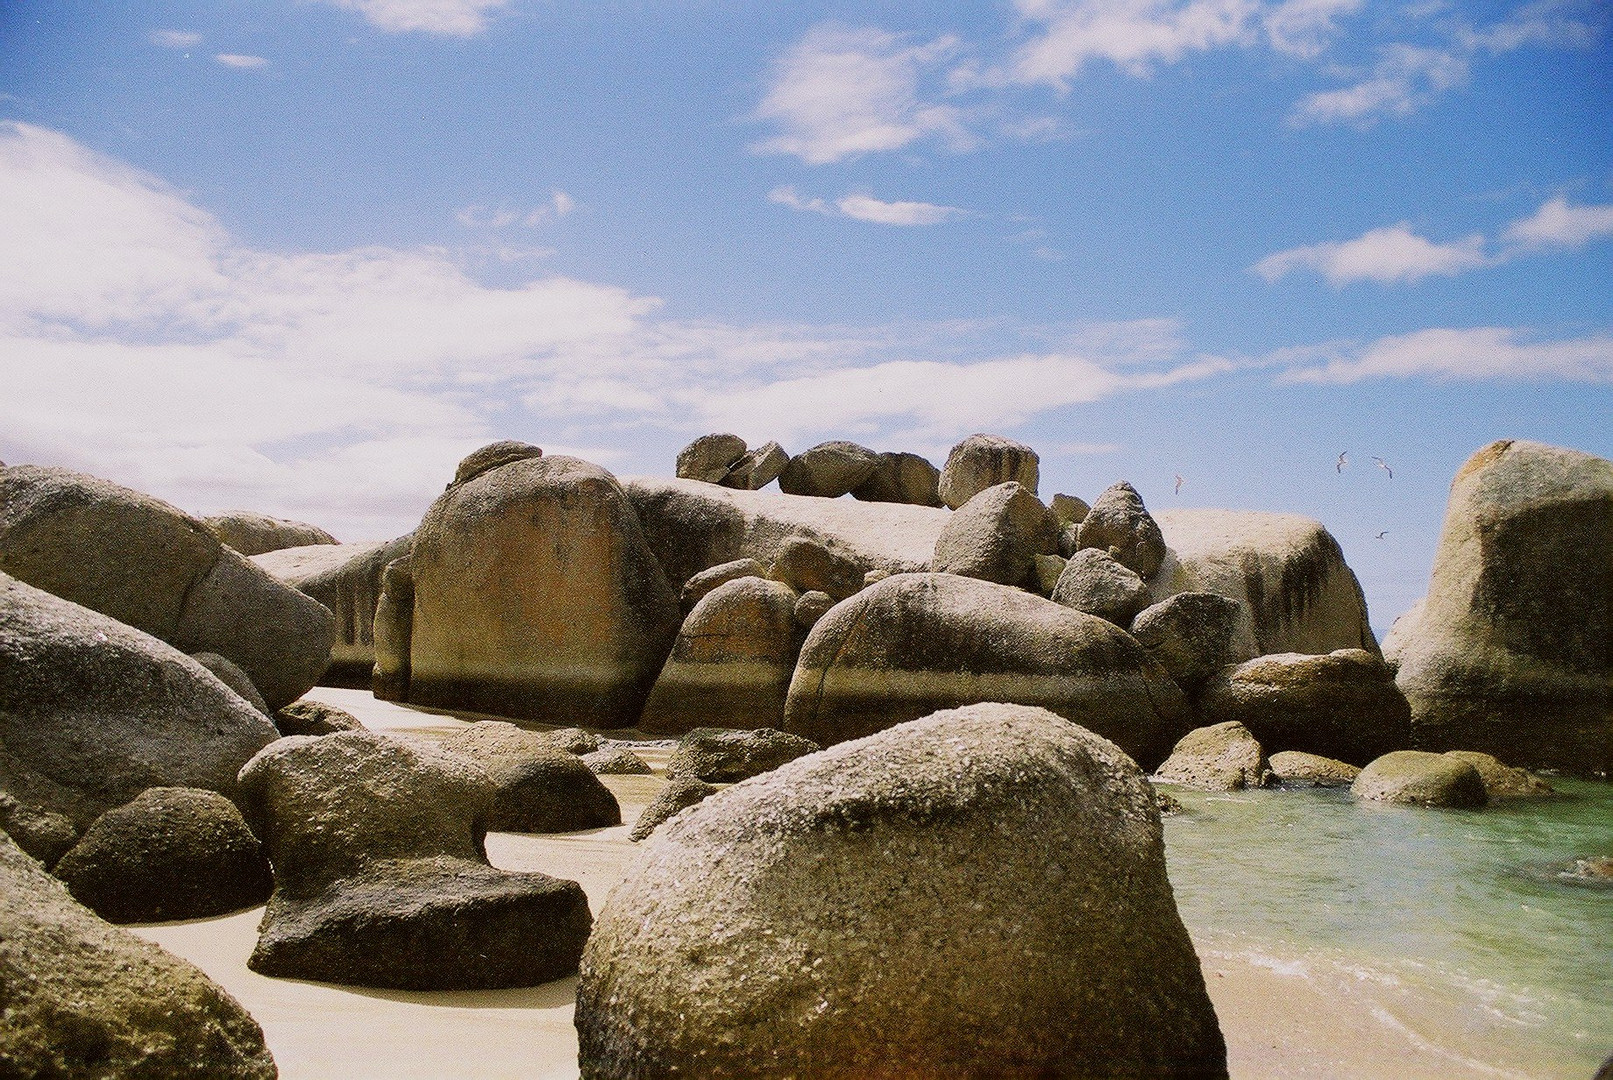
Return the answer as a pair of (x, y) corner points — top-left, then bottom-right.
(778, 440), (880, 499)
(0, 573), (280, 831)
(938, 433), (1040, 509)
(1077, 481), (1167, 581)
(0, 830), (277, 1079)
(1384, 440), (1613, 776)
(783, 573), (1191, 769)
(202, 511), (338, 556)
(408, 456), (681, 727)
(433, 721), (622, 832)
(0, 466), (335, 709)
(931, 481), (1059, 587)
(1352, 750), (1488, 809)
(576, 703), (1227, 1079)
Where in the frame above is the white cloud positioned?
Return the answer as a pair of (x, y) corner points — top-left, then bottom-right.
(315, 0), (510, 36)
(1262, 0), (1362, 58)
(1253, 223), (1490, 285)
(215, 54), (270, 69)
(1457, 0), (1600, 53)
(1500, 195), (1613, 252)
(1290, 43), (1468, 125)
(550, 190), (575, 217)
(770, 186), (966, 226)
(456, 191), (578, 230)
(1009, 0), (1261, 88)
(1281, 327), (1613, 383)
(752, 25), (972, 164)
(150, 30), (202, 49)
(1, 122), (1236, 539)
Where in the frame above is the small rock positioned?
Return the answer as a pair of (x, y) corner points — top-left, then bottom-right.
(679, 557), (765, 613)
(718, 441), (789, 490)
(628, 777), (717, 842)
(274, 698), (365, 736)
(1267, 750), (1360, 787)
(938, 433), (1040, 509)
(852, 451), (943, 506)
(1129, 593), (1245, 695)
(1352, 750), (1488, 809)
(778, 441), (880, 499)
(538, 728), (602, 755)
(451, 439), (543, 486)
(582, 748), (653, 775)
(436, 722), (622, 832)
(773, 535), (864, 599)
(676, 433), (748, 483)
(1051, 493), (1090, 526)
(1032, 552), (1067, 597)
(1155, 721), (1273, 791)
(1441, 751), (1555, 799)
(665, 727), (821, 783)
(0, 791), (78, 868)
(202, 512), (338, 557)
(192, 651), (270, 715)
(794, 589), (835, 629)
(931, 481), (1059, 587)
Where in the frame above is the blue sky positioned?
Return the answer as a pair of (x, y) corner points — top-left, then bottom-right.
(1, 0), (1609, 632)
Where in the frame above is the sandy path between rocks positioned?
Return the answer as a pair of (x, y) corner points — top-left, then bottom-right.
(131, 687), (1510, 1080)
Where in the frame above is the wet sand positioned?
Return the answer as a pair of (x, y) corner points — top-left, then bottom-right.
(131, 688), (1534, 1079)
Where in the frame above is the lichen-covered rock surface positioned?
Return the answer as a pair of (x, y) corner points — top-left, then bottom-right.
(576, 703), (1226, 1079)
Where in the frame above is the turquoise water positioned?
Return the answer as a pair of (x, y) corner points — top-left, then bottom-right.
(1161, 778), (1613, 1078)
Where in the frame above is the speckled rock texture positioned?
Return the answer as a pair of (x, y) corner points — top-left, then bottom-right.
(772, 535), (864, 599)
(577, 703), (1227, 1079)
(931, 481), (1060, 587)
(1076, 481), (1167, 581)
(0, 573), (280, 832)
(664, 727), (820, 783)
(202, 511), (337, 557)
(582, 748), (652, 775)
(433, 722), (621, 832)
(193, 651), (271, 715)
(676, 433), (748, 483)
(1438, 751), (1554, 799)
(0, 830), (277, 1079)
(784, 573), (1191, 770)
(1050, 548), (1151, 627)
(1199, 649), (1410, 766)
(53, 787), (273, 924)
(237, 730), (591, 989)
(938, 433), (1040, 509)
(1267, 750), (1360, 787)
(0, 465), (335, 710)
(778, 441), (880, 499)
(1351, 750), (1489, 809)
(273, 699), (365, 736)
(0, 790), (77, 867)
(852, 451), (942, 507)
(718, 441), (789, 491)
(1384, 440), (1613, 777)
(1155, 721), (1273, 791)
(639, 577), (803, 736)
(450, 440), (543, 487)
(628, 777), (717, 842)
(408, 456), (681, 727)
(1129, 592), (1246, 696)
(536, 727), (602, 755)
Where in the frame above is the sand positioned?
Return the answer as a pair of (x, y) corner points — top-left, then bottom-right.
(130, 687), (1530, 1080)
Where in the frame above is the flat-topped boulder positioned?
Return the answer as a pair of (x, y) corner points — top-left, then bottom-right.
(0, 465), (335, 709)
(1385, 440), (1613, 777)
(623, 476), (951, 593)
(0, 573), (280, 832)
(202, 510), (338, 556)
(782, 573), (1191, 769)
(576, 703), (1226, 1079)
(238, 730), (592, 989)
(0, 830), (278, 1079)
(1148, 508), (1378, 660)
(409, 457), (681, 727)
(253, 533), (413, 689)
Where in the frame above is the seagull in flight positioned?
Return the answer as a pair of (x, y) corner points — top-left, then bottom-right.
(1375, 531), (1389, 540)
(1373, 456), (1393, 479)
(1174, 474), (1184, 496)
(1336, 451), (1349, 473)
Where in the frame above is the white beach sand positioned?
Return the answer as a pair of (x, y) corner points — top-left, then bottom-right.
(130, 688), (1528, 1080)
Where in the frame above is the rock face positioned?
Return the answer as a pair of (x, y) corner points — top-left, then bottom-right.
(576, 703), (1227, 1079)
(1050, 548), (1151, 627)
(639, 578), (803, 736)
(1149, 508), (1378, 660)
(451, 439), (543, 487)
(1155, 721), (1272, 791)
(0, 830), (278, 1080)
(52, 787), (273, 924)
(679, 556), (765, 612)
(1384, 440), (1613, 777)
(676, 433), (748, 483)
(0, 465), (336, 709)
(434, 723), (622, 833)
(1078, 481), (1167, 580)
(1129, 593), (1245, 695)
(1267, 750), (1360, 787)
(772, 535), (864, 600)
(938, 433), (1040, 509)
(665, 727), (820, 783)
(203, 511), (338, 556)
(852, 451), (942, 507)
(718, 441), (789, 491)
(253, 535), (413, 690)
(194, 651), (271, 715)
(273, 699), (364, 736)
(371, 555), (413, 700)
(1199, 649), (1411, 766)
(0, 791), (77, 867)
(931, 481), (1059, 587)
(778, 441), (880, 499)
(1439, 751), (1554, 799)
(624, 476), (950, 595)
(1352, 750), (1488, 809)
(0, 573), (280, 831)
(409, 456), (681, 727)
(628, 777), (716, 842)
(238, 730), (592, 989)
(783, 573), (1191, 769)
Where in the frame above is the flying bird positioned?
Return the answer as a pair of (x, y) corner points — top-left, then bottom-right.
(1373, 456), (1393, 479)
(1336, 451), (1349, 473)
(1375, 531), (1389, 540)
(1174, 474), (1184, 496)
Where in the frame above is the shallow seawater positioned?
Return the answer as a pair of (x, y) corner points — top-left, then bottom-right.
(1162, 777), (1613, 1079)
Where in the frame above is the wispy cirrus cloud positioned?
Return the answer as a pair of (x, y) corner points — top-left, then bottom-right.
(1008, 0), (1261, 88)
(149, 30), (203, 49)
(1280, 326), (1613, 384)
(769, 186), (967, 225)
(455, 191), (576, 229)
(314, 0), (511, 37)
(215, 54), (270, 69)
(1256, 194), (1613, 285)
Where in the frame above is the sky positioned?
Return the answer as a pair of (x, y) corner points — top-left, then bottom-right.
(1, 0), (1609, 633)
